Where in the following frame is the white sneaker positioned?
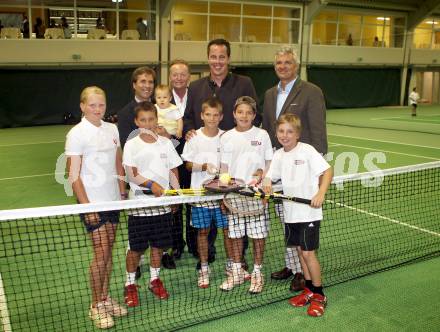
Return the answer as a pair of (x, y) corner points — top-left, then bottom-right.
(220, 270), (245, 291)
(89, 302), (114, 329)
(102, 296), (128, 317)
(198, 269), (210, 288)
(249, 272), (264, 294)
(226, 267), (251, 282)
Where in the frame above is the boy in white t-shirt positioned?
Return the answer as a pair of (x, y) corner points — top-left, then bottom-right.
(123, 101), (182, 307)
(155, 84), (183, 138)
(219, 96), (273, 294)
(181, 97), (233, 288)
(263, 113), (333, 317)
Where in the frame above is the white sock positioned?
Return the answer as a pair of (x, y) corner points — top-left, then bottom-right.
(201, 262), (209, 272)
(253, 264), (262, 274)
(150, 266), (160, 282)
(226, 258), (233, 270)
(125, 272), (136, 286)
(232, 262), (242, 275)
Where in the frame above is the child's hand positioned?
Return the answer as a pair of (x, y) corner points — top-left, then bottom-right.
(85, 213), (100, 225)
(311, 191), (325, 208)
(206, 163), (218, 175)
(261, 177), (272, 195)
(151, 181), (164, 197)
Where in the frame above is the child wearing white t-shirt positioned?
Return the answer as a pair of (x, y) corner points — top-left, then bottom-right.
(122, 101), (182, 307)
(181, 97), (233, 289)
(263, 113), (332, 317)
(155, 84), (183, 138)
(65, 86), (127, 329)
(219, 96), (273, 294)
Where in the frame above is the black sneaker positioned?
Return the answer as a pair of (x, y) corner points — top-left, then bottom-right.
(162, 253), (176, 269)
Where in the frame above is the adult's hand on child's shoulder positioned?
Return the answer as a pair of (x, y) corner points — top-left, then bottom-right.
(185, 129), (196, 141)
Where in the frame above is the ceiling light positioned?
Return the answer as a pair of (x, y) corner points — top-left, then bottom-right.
(377, 17), (390, 21)
(112, 0), (123, 3)
(426, 20), (438, 24)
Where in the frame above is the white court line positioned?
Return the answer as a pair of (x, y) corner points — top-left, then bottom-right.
(329, 199), (440, 238)
(328, 133), (440, 150)
(329, 142), (439, 160)
(0, 140), (64, 147)
(0, 173), (64, 181)
(371, 114), (440, 121)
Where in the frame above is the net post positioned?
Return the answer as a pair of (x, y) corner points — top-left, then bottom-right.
(0, 273), (12, 332)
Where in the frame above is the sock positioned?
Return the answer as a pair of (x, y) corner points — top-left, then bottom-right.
(232, 262), (242, 275)
(201, 262), (209, 272)
(305, 279), (313, 290)
(150, 266), (160, 282)
(311, 284), (324, 296)
(253, 264), (262, 274)
(125, 272), (136, 286)
(226, 258), (233, 270)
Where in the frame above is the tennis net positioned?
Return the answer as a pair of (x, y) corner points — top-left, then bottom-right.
(0, 161), (439, 331)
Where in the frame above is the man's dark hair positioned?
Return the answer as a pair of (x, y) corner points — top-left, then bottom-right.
(207, 39), (231, 57)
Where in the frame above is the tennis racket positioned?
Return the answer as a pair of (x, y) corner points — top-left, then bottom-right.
(202, 178), (266, 216)
(202, 178), (312, 216)
(134, 188), (206, 196)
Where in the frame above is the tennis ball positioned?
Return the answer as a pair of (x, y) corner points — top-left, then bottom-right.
(219, 173), (231, 185)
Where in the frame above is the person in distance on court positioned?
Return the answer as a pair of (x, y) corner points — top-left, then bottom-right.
(123, 101), (182, 306)
(181, 97), (233, 288)
(409, 87), (420, 117)
(263, 113), (333, 317)
(219, 96), (273, 294)
(262, 45), (328, 292)
(65, 86), (127, 329)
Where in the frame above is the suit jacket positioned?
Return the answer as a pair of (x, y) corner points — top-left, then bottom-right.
(117, 99), (139, 149)
(262, 78), (328, 154)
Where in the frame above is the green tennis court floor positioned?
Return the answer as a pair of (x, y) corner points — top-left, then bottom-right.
(0, 105), (439, 331)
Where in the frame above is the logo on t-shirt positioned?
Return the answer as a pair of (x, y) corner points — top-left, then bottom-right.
(251, 140), (262, 146)
(160, 153), (167, 159)
(294, 160), (305, 165)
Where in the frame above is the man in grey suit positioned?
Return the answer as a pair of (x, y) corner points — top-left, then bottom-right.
(262, 46), (328, 292)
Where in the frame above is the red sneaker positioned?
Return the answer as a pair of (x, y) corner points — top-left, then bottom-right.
(124, 284), (139, 307)
(288, 288), (313, 307)
(307, 293), (327, 317)
(149, 278), (169, 300)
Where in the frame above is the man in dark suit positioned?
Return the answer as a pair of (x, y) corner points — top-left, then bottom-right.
(184, 38), (260, 135)
(117, 66), (155, 148)
(262, 46), (328, 292)
(167, 59), (197, 260)
(184, 39), (259, 270)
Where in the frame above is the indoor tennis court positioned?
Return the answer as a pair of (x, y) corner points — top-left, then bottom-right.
(0, 105), (439, 331)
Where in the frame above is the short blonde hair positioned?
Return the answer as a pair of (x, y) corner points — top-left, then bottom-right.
(154, 84), (171, 96)
(202, 97), (223, 114)
(80, 86), (106, 103)
(276, 113), (302, 134)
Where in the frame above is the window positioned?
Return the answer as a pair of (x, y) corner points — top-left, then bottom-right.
(0, 0), (157, 40)
(172, 0), (301, 43)
(413, 19), (439, 49)
(312, 10), (405, 47)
